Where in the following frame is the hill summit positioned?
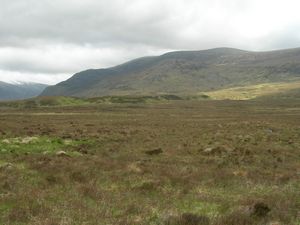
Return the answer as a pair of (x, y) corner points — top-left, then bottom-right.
(41, 47), (300, 97)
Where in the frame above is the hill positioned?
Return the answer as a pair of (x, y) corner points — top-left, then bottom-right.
(0, 82), (48, 101)
(202, 80), (300, 100)
(256, 87), (300, 100)
(41, 47), (300, 97)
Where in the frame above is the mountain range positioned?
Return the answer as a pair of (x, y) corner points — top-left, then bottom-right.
(0, 82), (48, 101)
(40, 47), (300, 98)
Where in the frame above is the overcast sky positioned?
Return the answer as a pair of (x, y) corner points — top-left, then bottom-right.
(1, 0), (300, 84)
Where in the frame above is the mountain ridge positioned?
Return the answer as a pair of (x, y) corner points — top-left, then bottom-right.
(41, 47), (300, 97)
(0, 81), (48, 101)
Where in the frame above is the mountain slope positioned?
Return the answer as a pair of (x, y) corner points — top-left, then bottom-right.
(202, 80), (300, 100)
(41, 47), (300, 97)
(0, 82), (48, 100)
(256, 86), (300, 100)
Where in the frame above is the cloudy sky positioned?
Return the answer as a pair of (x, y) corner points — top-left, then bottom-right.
(1, 0), (300, 84)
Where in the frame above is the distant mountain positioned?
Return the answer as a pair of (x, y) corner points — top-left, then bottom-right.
(0, 82), (48, 101)
(41, 47), (300, 97)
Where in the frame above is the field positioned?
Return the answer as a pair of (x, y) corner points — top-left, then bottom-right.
(0, 99), (299, 225)
(203, 80), (300, 100)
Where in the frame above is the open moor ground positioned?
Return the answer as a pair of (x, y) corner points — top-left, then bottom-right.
(0, 100), (299, 224)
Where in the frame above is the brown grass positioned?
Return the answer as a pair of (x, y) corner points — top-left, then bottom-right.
(0, 100), (299, 224)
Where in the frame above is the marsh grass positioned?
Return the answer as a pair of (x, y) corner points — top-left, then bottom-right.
(0, 100), (299, 224)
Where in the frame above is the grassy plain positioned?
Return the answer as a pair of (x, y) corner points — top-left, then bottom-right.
(203, 80), (300, 100)
(0, 99), (299, 225)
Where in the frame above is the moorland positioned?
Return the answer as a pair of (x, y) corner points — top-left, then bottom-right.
(0, 96), (299, 225)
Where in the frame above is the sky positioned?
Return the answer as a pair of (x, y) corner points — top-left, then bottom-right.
(1, 0), (300, 85)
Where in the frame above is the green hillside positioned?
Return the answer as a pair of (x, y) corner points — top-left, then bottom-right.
(202, 80), (300, 100)
(41, 47), (300, 97)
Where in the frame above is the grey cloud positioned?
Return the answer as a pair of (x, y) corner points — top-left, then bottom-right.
(0, 0), (177, 47)
(0, 0), (253, 49)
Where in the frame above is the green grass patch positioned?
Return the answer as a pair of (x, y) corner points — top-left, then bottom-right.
(0, 136), (92, 155)
(175, 197), (221, 217)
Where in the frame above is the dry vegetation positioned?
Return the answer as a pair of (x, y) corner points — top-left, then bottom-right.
(203, 80), (300, 100)
(0, 99), (299, 225)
